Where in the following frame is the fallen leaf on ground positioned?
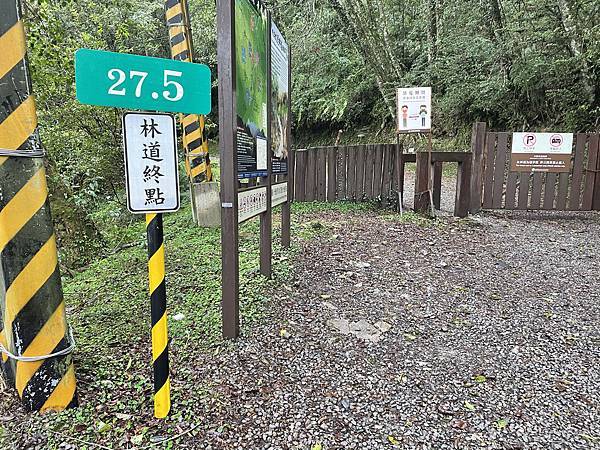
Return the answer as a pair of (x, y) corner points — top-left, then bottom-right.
(464, 401), (476, 411)
(496, 419), (508, 430)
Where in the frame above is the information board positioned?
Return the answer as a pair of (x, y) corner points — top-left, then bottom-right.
(272, 182), (288, 207)
(75, 49), (211, 115)
(511, 132), (574, 173)
(235, 0), (268, 179)
(238, 187), (268, 223)
(397, 87), (432, 133)
(122, 112), (180, 213)
(270, 22), (290, 175)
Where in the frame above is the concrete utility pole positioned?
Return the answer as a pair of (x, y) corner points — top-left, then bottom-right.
(0, 0), (77, 411)
(165, 0), (220, 226)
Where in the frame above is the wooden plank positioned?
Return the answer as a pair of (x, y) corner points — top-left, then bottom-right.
(582, 134), (599, 210)
(363, 144), (375, 200)
(470, 122), (487, 213)
(305, 149), (316, 201)
(327, 147), (337, 202)
(336, 146), (347, 200)
(317, 147), (327, 201)
(505, 172), (518, 209)
(372, 144), (384, 198)
(396, 139), (405, 197)
(517, 173), (530, 210)
(455, 157), (472, 218)
(346, 146), (357, 200)
(556, 172), (570, 210)
(354, 145), (366, 200)
(593, 134), (600, 210)
(294, 151), (306, 202)
(432, 162), (442, 210)
(381, 144), (393, 205)
(543, 173), (558, 210)
(482, 133), (497, 209)
(414, 152), (431, 214)
(568, 133), (587, 210)
(530, 173), (544, 209)
(492, 132), (509, 208)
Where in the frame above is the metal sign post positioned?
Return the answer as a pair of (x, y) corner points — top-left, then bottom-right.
(122, 112), (179, 418)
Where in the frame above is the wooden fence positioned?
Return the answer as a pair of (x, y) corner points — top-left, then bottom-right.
(293, 144), (402, 204)
(479, 132), (600, 211)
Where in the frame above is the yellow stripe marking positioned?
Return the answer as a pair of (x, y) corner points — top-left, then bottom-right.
(15, 303), (66, 395)
(148, 245), (165, 294)
(0, 21), (26, 78)
(182, 115), (197, 127)
(151, 314), (168, 361)
(0, 96), (38, 150)
(4, 235), (58, 333)
(154, 378), (171, 418)
(0, 167), (47, 252)
(186, 129), (202, 143)
(0, 333), (8, 362)
(171, 41), (188, 57)
(0, 156), (8, 166)
(41, 364), (76, 412)
(166, 5), (183, 21)
(191, 163), (206, 179)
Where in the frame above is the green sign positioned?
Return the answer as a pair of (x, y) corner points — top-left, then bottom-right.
(75, 49), (211, 115)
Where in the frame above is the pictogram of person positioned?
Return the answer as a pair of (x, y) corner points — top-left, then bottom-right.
(401, 105), (409, 129)
(419, 105), (428, 128)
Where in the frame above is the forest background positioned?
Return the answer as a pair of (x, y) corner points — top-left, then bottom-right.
(21, 0), (599, 268)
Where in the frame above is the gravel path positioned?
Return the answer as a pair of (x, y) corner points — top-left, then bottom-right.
(191, 192), (600, 449)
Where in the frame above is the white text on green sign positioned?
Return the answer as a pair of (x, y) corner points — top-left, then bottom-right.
(75, 49), (211, 115)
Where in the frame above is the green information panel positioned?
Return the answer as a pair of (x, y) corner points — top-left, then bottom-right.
(75, 49), (211, 114)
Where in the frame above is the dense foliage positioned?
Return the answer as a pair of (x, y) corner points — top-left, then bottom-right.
(20, 0), (599, 266)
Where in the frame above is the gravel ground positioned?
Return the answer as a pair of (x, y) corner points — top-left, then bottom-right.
(189, 180), (600, 449)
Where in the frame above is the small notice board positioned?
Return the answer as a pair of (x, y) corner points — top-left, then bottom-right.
(122, 112), (180, 213)
(511, 133), (574, 173)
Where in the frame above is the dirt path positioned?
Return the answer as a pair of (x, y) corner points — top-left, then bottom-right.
(192, 204), (600, 449)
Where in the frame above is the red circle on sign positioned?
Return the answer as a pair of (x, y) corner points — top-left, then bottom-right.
(523, 134), (536, 147)
(550, 134), (563, 147)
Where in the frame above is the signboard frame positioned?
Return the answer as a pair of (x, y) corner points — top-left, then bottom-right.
(217, 0), (293, 340)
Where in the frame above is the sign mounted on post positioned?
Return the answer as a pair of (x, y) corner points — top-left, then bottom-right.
(75, 49), (211, 114)
(235, 0), (269, 179)
(272, 182), (288, 207)
(511, 132), (574, 173)
(397, 87), (432, 133)
(123, 112), (180, 213)
(270, 22), (290, 174)
(238, 187), (268, 223)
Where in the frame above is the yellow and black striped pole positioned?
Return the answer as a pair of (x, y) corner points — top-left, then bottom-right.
(165, 0), (212, 184)
(0, 0), (77, 411)
(146, 213), (170, 418)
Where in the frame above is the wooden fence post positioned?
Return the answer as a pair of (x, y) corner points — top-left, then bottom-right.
(414, 152), (431, 214)
(455, 156), (472, 217)
(432, 162), (442, 210)
(470, 122), (487, 214)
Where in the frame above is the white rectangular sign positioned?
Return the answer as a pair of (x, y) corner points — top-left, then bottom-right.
(272, 182), (288, 207)
(397, 87), (432, 133)
(238, 187), (267, 223)
(123, 112), (180, 213)
(511, 132), (574, 173)
(511, 133), (574, 154)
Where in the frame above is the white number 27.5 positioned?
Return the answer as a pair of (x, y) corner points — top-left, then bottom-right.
(107, 69), (184, 101)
